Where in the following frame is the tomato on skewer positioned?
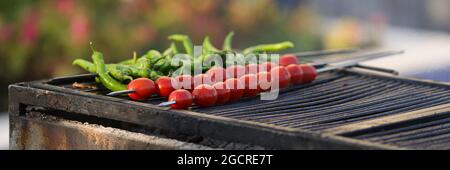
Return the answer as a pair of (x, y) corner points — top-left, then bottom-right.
(127, 78), (156, 101)
(192, 84), (218, 107)
(279, 54), (299, 66)
(167, 89), (193, 109)
(206, 66), (228, 83)
(175, 74), (194, 91)
(257, 71), (272, 92)
(226, 65), (246, 79)
(212, 82), (231, 105)
(299, 64), (317, 83)
(286, 64), (304, 84)
(224, 78), (244, 102)
(259, 62), (277, 72)
(245, 63), (259, 74)
(155, 76), (176, 97)
(239, 73), (259, 97)
(270, 66), (291, 89)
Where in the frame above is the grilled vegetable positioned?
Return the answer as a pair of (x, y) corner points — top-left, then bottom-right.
(168, 89), (193, 109)
(91, 45), (127, 92)
(192, 84), (218, 107)
(127, 78), (156, 101)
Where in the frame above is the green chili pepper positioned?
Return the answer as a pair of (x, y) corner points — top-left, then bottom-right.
(222, 32), (234, 51)
(243, 41), (294, 55)
(168, 34), (194, 57)
(147, 50), (163, 65)
(118, 53), (137, 65)
(91, 46), (127, 92)
(107, 64), (133, 82)
(202, 36), (219, 55)
(149, 70), (163, 81)
(73, 59), (96, 73)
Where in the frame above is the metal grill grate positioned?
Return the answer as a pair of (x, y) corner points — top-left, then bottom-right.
(28, 69), (450, 149)
(194, 71), (450, 134)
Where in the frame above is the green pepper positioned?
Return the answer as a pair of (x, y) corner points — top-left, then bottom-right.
(147, 50), (163, 65)
(243, 41), (294, 55)
(73, 59), (96, 73)
(107, 64), (133, 82)
(202, 36), (219, 55)
(168, 34), (194, 57)
(222, 32), (234, 51)
(91, 46), (127, 92)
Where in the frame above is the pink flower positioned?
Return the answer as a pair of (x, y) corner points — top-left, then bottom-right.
(70, 15), (90, 46)
(19, 9), (40, 46)
(56, 0), (75, 16)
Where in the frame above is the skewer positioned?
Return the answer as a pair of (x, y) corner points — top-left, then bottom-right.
(315, 50), (404, 73)
(158, 101), (177, 107)
(106, 89), (135, 96)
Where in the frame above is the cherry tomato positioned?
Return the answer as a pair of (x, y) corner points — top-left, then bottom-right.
(212, 82), (231, 105)
(175, 74), (194, 91)
(155, 76), (176, 97)
(192, 84), (218, 107)
(270, 66), (291, 89)
(168, 89), (193, 109)
(206, 66), (228, 83)
(224, 78), (244, 102)
(245, 63), (259, 74)
(257, 71), (272, 92)
(127, 78), (156, 101)
(194, 74), (213, 86)
(299, 64), (317, 83)
(286, 64), (304, 84)
(239, 74), (259, 97)
(259, 62), (277, 72)
(279, 54), (299, 66)
(226, 65), (246, 78)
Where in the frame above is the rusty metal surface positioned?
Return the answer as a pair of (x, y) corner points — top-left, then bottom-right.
(10, 112), (214, 150)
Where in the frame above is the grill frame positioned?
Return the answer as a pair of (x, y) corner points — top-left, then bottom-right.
(9, 68), (450, 150)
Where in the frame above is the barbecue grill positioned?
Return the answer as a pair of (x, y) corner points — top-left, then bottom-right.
(9, 64), (450, 149)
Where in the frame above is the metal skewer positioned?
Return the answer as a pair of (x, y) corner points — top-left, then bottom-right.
(158, 101), (176, 107)
(106, 89), (136, 96)
(316, 50), (404, 73)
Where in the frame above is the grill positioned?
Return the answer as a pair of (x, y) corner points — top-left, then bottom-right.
(8, 66), (450, 150)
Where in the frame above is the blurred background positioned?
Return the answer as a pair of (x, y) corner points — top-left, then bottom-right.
(1, 0), (449, 149)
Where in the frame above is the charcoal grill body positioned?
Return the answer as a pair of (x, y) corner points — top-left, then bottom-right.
(9, 69), (450, 150)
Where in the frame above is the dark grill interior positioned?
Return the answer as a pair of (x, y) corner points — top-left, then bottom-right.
(45, 70), (450, 149)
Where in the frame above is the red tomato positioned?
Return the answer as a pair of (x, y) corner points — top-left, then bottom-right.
(174, 75), (194, 91)
(245, 63), (259, 74)
(226, 65), (246, 78)
(270, 66), (291, 89)
(192, 84), (218, 107)
(257, 71), (272, 92)
(239, 74), (259, 97)
(224, 78), (244, 102)
(194, 74), (213, 87)
(206, 66), (228, 83)
(168, 89), (193, 109)
(286, 64), (304, 84)
(127, 78), (156, 101)
(299, 64), (317, 83)
(212, 82), (231, 105)
(155, 76), (176, 97)
(279, 54), (299, 66)
(259, 62), (277, 72)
